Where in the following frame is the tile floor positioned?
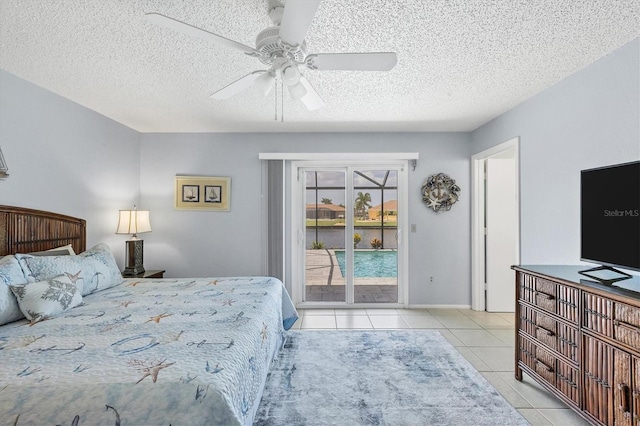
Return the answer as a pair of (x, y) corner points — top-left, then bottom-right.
(291, 307), (590, 426)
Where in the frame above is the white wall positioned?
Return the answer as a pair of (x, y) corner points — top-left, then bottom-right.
(471, 38), (640, 265)
(0, 70), (141, 264)
(139, 133), (472, 306)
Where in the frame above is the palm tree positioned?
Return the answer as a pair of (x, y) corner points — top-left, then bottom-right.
(354, 192), (372, 220)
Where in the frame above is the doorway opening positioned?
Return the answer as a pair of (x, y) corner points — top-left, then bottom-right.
(471, 138), (520, 312)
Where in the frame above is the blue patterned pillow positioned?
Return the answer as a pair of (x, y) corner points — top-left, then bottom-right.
(9, 275), (82, 324)
(17, 243), (123, 296)
(0, 255), (27, 325)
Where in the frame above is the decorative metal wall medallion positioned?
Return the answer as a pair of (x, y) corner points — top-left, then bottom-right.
(421, 173), (460, 212)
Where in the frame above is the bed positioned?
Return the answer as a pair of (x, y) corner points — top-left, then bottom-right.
(0, 205), (298, 425)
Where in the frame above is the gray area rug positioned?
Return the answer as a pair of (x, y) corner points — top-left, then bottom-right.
(254, 330), (528, 425)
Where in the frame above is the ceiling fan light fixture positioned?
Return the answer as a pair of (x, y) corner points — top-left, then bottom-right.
(288, 81), (307, 100)
(281, 65), (301, 86)
(254, 72), (275, 96)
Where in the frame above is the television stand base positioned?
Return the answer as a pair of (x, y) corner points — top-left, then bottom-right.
(579, 265), (633, 285)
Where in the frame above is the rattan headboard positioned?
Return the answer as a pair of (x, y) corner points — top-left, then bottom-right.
(0, 205), (86, 256)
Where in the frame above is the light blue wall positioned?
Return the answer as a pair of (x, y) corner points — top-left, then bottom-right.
(471, 38), (640, 265)
(0, 70), (141, 263)
(139, 132), (472, 306)
(1, 37), (637, 307)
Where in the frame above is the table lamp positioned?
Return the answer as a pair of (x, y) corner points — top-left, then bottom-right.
(116, 206), (151, 276)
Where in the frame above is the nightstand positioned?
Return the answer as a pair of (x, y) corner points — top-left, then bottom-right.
(124, 269), (165, 279)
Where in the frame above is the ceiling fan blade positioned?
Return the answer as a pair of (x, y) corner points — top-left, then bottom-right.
(210, 71), (266, 99)
(145, 13), (259, 56)
(299, 76), (325, 110)
(307, 52), (397, 71)
(278, 0), (321, 47)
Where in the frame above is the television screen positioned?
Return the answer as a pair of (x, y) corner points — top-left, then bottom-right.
(581, 161), (640, 272)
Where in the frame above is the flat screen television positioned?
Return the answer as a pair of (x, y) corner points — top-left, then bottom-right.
(581, 160), (640, 283)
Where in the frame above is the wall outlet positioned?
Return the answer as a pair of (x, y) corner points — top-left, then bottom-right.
(429, 276), (434, 283)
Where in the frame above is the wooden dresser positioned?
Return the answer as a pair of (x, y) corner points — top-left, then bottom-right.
(514, 265), (640, 425)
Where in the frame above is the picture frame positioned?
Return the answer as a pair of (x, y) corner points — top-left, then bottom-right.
(0, 147), (8, 178)
(175, 176), (230, 211)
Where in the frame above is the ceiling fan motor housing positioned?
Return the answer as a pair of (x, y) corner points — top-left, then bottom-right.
(256, 26), (307, 66)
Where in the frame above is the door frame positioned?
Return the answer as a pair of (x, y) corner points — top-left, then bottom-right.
(290, 159), (409, 308)
(471, 137), (521, 311)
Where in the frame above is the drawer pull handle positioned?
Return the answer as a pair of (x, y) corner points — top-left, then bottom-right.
(614, 320), (640, 334)
(535, 359), (553, 373)
(536, 291), (555, 301)
(536, 326), (554, 337)
(618, 383), (630, 414)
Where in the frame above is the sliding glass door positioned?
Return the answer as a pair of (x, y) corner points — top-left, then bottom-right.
(294, 162), (405, 306)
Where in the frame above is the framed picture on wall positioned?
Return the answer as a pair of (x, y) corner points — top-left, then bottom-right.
(0, 147), (8, 178)
(175, 176), (230, 211)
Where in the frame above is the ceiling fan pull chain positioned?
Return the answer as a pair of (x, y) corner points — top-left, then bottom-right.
(274, 78), (278, 121)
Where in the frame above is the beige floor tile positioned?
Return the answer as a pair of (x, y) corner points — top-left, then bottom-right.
(517, 409), (553, 425)
(301, 315), (336, 329)
(468, 346), (515, 372)
(402, 315), (445, 329)
(455, 347), (492, 372)
(368, 315), (409, 329)
(366, 308), (399, 316)
(479, 371), (533, 409)
(497, 372), (568, 409)
(450, 329), (509, 346)
(434, 315), (483, 329)
(336, 315), (373, 329)
(335, 309), (368, 316)
(496, 311), (517, 324)
(471, 315), (514, 329)
(438, 329), (465, 346)
(303, 309), (336, 316)
(427, 308), (463, 316)
(488, 329), (516, 346)
(538, 408), (591, 425)
(398, 309), (432, 317)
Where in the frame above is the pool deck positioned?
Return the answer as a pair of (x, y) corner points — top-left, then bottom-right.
(305, 249), (397, 302)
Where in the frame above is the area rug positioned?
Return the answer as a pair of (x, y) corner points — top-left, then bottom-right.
(254, 330), (528, 425)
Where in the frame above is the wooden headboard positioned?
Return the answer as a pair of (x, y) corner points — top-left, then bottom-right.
(0, 205), (86, 256)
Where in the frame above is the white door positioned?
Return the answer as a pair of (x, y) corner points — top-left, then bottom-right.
(485, 158), (518, 312)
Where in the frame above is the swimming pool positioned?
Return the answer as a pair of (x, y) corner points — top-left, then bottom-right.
(334, 250), (397, 277)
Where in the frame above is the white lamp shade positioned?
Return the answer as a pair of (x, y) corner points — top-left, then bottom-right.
(116, 210), (151, 235)
(288, 81), (307, 100)
(254, 72), (275, 97)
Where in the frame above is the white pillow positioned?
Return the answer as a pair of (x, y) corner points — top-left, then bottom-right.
(0, 255), (27, 325)
(9, 275), (82, 324)
(17, 243), (123, 295)
(28, 244), (77, 256)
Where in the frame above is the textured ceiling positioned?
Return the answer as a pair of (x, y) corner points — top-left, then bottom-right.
(0, 0), (638, 133)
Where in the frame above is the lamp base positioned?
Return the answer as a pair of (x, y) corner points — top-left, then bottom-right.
(122, 239), (145, 277)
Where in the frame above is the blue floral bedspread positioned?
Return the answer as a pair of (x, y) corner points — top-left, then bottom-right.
(0, 276), (298, 425)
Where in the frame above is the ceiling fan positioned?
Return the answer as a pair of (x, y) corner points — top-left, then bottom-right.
(146, 0), (397, 110)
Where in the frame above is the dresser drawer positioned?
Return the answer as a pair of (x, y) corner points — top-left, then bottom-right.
(583, 292), (614, 338)
(614, 302), (640, 351)
(518, 273), (579, 323)
(519, 335), (556, 385)
(519, 304), (579, 363)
